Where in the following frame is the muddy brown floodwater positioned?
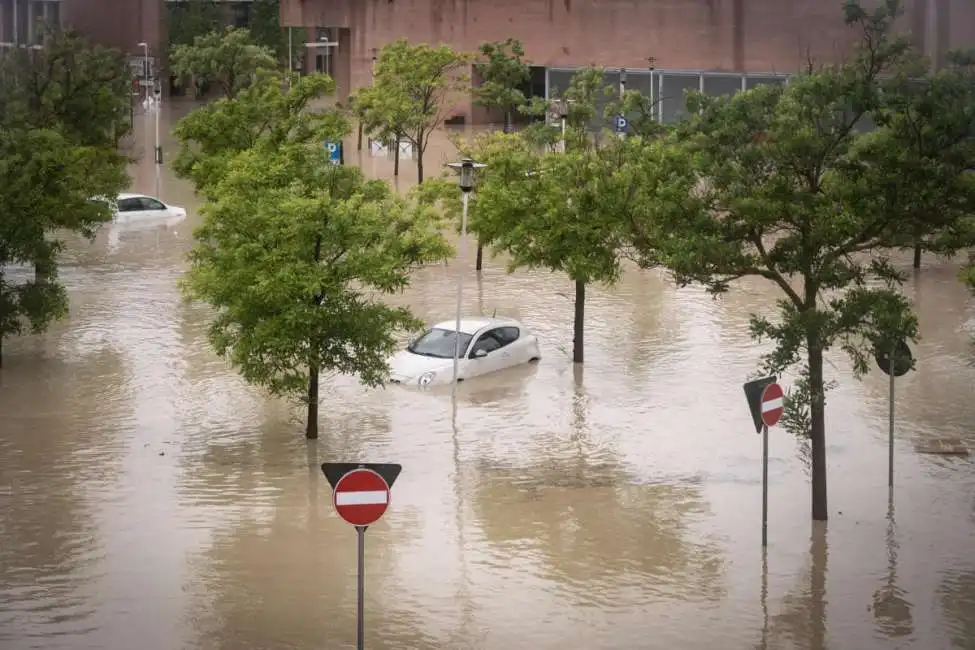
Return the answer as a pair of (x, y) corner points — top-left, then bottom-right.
(1, 101), (975, 650)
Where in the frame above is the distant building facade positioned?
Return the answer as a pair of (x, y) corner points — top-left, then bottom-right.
(280, 0), (975, 124)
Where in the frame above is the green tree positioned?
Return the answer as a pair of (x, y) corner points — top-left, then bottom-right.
(0, 32), (130, 366)
(178, 71), (451, 438)
(357, 39), (470, 183)
(173, 71), (345, 196)
(184, 148), (451, 439)
(165, 0), (221, 49)
(459, 69), (635, 363)
(628, 0), (975, 521)
(249, 0), (288, 60)
(170, 27), (277, 99)
(473, 39), (530, 133)
(963, 254), (975, 291)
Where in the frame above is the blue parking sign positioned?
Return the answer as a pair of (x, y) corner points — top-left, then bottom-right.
(325, 141), (342, 165)
(615, 115), (628, 133)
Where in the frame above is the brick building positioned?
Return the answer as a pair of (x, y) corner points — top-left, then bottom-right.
(280, 0), (975, 124)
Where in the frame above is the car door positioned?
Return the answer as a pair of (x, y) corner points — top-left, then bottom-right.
(466, 329), (506, 377)
(114, 197), (145, 223)
(496, 326), (526, 365)
(138, 197), (169, 218)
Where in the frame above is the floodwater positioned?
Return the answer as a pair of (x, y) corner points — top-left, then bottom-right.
(1, 100), (974, 650)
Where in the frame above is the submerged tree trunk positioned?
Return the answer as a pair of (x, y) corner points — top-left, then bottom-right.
(573, 279), (585, 364)
(912, 240), (922, 269)
(393, 135), (400, 177)
(306, 361), (319, 439)
(806, 333), (828, 521)
(0, 335), (4, 368)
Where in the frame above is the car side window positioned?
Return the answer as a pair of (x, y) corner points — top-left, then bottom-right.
(470, 330), (503, 357)
(498, 327), (520, 346)
(117, 198), (141, 212)
(140, 198), (166, 210)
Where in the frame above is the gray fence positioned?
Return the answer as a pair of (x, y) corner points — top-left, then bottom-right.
(545, 68), (789, 126)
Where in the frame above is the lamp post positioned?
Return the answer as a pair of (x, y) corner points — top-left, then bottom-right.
(137, 41), (150, 104)
(619, 67), (627, 140)
(445, 158), (486, 386)
(551, 99), (570, 153)
(138, 41), (162, 195)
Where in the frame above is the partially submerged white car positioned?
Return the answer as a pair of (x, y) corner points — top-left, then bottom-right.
(112, 193), (187, 224)
(388, 317), (542, 388)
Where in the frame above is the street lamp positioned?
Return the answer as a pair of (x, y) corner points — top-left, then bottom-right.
(138, 41), (162, 195)
(445, 158), (486, 385)
(137, 41), (149, 103)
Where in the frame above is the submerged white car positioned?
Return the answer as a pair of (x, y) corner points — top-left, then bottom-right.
(388, 317), (542, 388)
(112, 193), (187, 224)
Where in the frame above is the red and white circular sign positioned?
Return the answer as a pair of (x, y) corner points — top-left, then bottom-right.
(333, 468), (391, 527)
(760, 382), (784, 427)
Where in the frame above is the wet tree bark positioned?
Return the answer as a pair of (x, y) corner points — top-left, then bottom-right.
(807, 334), (828, 521)
(475, 240), (483, 271)
(573, 280), (585, 364)
(912, 240), (922, 269)
(357, 121), (363, 151)
(393, 135), (400, 177)
(306, 235), (323, 440)
(306, 362), (319, 439)
(416, 145), (424, 184)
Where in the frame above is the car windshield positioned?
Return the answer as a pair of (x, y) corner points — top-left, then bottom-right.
(408, 328), (473, 359)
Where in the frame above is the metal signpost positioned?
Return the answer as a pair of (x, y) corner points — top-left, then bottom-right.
(743, 376), (782, 547)
(615, 115), (628, 136)
(322, 463), (402, 650)
(874, 338), (914, 491)
(325, 141), (343, 165)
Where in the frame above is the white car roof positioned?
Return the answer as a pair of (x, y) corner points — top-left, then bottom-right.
(431, 317), (523, 335)
(118, 193), (148, 200)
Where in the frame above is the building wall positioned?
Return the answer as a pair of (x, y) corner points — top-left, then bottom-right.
(282, 0), (975, 121)
(62, 0), (162, 57)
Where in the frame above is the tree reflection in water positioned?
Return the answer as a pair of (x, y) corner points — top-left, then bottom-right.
(761, 522), (828, 650)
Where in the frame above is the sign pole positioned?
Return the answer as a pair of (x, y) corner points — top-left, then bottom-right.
(762, 423), (769, 548)
(356, 525), (366, 650)
(888, 344), (895, 491)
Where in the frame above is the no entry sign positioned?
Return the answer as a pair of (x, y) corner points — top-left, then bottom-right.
(333, 468), (391, 527)
(760, 382), (784, 427)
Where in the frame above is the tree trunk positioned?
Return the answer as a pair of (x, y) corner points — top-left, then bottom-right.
(912, 240), (922, 269)
(393, 136), (400, 177)
(475, 241), (484, 271)
(503, 110), (511, 134)
(416, 148), (424, 184)
(806, 333), (828, 521)
(572, 279), (585, 364)
(306, 361), (319, 439)
(357, 121), (363, 151)
(0, 335), (3, 368)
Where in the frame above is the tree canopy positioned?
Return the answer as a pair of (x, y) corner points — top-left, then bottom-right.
(178, 71), (452, 438)
(473, 39), (530, 132)
(356, 39), (470, 183)
(173, 71), (345, 197)
(627, 0), (975, 521)
(0, 31), (130, 366)
(170, 27), (278, 99)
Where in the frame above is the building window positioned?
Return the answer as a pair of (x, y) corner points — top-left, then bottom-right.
(232, 2), (250, 28)
(0, 0), (13, 44)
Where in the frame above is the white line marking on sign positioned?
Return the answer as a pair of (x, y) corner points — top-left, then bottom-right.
(762, 397), (783, 412)
(335, 490), (389, 506)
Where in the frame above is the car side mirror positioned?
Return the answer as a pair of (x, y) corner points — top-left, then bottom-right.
(473, 348), (488, 359)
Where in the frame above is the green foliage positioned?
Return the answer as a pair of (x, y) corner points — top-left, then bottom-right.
(249, 0), (288, 60)
(473, 39), (530, 131)
(0, 34), (129, 363)
(0, 29), (133, 147)
(520, 67), (614, 148)
(963, 253), (975, 292)
(183, 146), (452, 400)
(178, 66), (451, 435)
(170, 27), (277, 99)
(356, 39), (471, 182)
(165, 0), (221, 48)
(173, 71), (344, 196)
(627, 0), (975, 519)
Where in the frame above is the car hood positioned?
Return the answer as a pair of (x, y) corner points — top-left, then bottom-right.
(388, 350), (454, 381)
